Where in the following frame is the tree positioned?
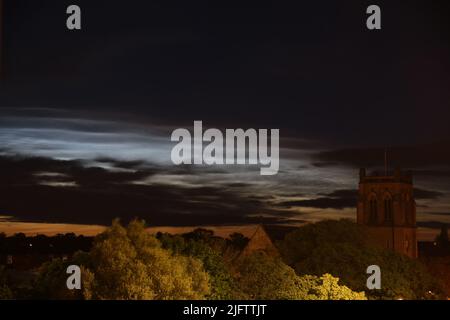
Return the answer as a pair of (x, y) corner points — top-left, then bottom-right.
(421, 256), (450, 299)
(158, 232), (238, 299)
(0, 266), (13, 300)
(235, 252), (366, 300)
(84, 219), (210, 300)
(278, 219), (442, 299)
(236, 252), (305, 299)
(297, 274), (366, 300)
(435, 224), (449, 248)
(33, 254), (89, 300)
(228, 233), (249, 250)
(32, 220), (210, 300)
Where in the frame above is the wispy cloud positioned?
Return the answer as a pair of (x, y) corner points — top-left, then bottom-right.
(1, 108), (450, 229)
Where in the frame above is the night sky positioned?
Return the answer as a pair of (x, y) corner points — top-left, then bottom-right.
(0, 1), (450, 236)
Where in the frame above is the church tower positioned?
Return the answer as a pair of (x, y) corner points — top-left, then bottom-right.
(357, 167), (417, 258)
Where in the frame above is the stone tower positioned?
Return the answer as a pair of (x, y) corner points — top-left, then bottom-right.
(357, 168), (417, 258)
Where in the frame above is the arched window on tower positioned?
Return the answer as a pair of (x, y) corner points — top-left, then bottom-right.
(384, 193), (393, 224)
(368, 194), (377, 224)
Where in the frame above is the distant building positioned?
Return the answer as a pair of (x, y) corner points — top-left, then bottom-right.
(357, 167), (417, 258)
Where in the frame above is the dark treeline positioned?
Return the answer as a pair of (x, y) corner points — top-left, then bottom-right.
(0, 232), (93, 255)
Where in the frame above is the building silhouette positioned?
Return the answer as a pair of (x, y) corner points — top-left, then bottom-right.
(357, 167), (417, 258)
(238, 225), (279, 258)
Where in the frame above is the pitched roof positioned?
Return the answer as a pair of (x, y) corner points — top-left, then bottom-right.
(239, 224), (279, 258)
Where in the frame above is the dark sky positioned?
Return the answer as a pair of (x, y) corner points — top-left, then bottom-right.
(2, 0), (450, 142)
(0, 1), (450, 233)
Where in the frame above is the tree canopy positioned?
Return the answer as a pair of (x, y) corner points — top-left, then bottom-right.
(158, 230), (239, 299)
(35, 220), (210, 300)
(235, 252), (366, 300)
(278, 219), (443, 299)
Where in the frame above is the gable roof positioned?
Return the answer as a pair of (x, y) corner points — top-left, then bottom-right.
(239, 224), (280, 258)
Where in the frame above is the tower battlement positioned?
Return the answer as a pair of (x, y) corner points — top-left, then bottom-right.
(359, 167), (413, 184)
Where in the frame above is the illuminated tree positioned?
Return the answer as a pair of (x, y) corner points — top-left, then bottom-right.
(235, 252), (366, 300)
(298, 274), (366, 300)
(84, 219), (210, 300)
(236, 252), (300, 299)
(158, 232), (239, 299)
(33, 220), (210, 300)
